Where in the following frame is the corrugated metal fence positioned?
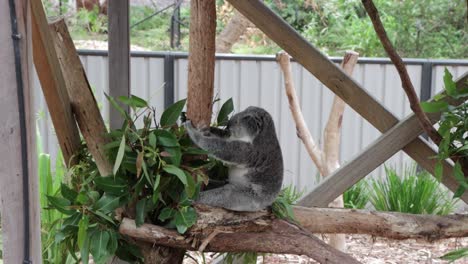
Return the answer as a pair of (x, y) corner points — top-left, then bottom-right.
(33, 50), (468, 191)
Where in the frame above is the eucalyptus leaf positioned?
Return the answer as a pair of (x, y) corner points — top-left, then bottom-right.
(94, 194), (121, 214)
(118, 95), (148, 108)
(105, 93), (129, 119)
(148, 132), (157, 148)
(61, 183), (78, 202)
(158, 207), (175, 221)
(77, 215), (89, 250)
(160, 99), (186, 127)
(135, 199), (146, 227)
(443, 68), (456, 96)
(47, 196), (75, 215)
(420, 101), (449, 113)
(174, 207), (197, 234)
(80, 232), (90, 264)
(155, 130), (179, 147)
(113, 135), (126, 176)
(94, 176), (127, 195)
(90, 230), (110, 264)
(163, 165), (188, 185)
(217, 98), (234, 126)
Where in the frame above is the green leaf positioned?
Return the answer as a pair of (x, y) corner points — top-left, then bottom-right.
(94, 176), (127, 195)
(47, 196), (75, 215)
(105, 93), (129, 119)
(107, 230), (118, 256)
(217, 98), (234, 126)
(183, 147), (208, 155)
(113, 135), (126, 176)
(76, 192), (90, 205)
(135, 199), (146, 227)
(163, 146), (182, 166)
(441, 248), (468, 261)
(453, 162), (465, 183)
(158, 207), (175, 221)
(77, 215), (89, 250)
(94, 194), (120, 214)
(163, 165), (187, 185)
(420, 101), (449, 113)
(90, 230), (110, 264)
(174, 207), (197, 234)
(185, 171), (196, 198)
(454, 185), (466, 199)
(443, 68), (456, 96)
(61, 183), (78, 202)
(148, 132), (157, 148)
(155, 130), (179, 147)
(118, 95), (148, 108)
(80, 231), (90, 264)
(432, 93), (446, 101)
(160, 99), (186, 127)
(89, 210), (116, 225)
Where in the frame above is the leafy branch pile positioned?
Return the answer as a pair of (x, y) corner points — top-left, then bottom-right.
(421, 69), (468, 197)
(45, 96), (233, 263)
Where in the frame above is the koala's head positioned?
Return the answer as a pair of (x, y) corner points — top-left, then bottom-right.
(227, 106), (273, 140)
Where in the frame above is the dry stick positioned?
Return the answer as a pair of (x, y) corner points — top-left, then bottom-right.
(361, 0), (442, 146)
(276, 52), (326, 175)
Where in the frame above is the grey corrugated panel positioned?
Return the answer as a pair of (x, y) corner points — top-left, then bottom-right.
(432, 65), (468, 94)
(33, 53), (467, 192)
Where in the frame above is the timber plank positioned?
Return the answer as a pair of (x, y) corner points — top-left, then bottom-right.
(49, 19), (113, 177)
(31, 0), (81, 165)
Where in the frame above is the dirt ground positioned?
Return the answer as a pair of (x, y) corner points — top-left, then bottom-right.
(184, 235), (468, 264)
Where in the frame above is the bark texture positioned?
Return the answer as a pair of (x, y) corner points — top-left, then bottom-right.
(216, 10), (251, 53)
(186, 0), (217, 128)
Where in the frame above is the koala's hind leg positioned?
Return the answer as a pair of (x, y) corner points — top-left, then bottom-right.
(198, 184), (264, 212)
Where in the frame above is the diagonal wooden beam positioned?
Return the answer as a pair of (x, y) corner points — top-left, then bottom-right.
(227, 0), (468, 203)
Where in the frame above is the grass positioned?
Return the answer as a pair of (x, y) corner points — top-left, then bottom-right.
(343, 180), (369, 209)
(369, 165), (457, 215)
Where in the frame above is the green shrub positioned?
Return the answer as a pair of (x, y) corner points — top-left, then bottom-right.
(343, 180), (369, 209)
(369, 165), (456, 215)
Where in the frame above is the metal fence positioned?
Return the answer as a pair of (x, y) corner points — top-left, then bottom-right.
(32, 50), (468, 191)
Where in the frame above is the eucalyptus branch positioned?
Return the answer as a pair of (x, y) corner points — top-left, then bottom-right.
(361, 0), (443, 146)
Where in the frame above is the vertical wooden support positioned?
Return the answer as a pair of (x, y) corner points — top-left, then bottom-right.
(0, 0), (41, 262)
(31, 0), (81, 166)
(108, 0), (130, 129)
(186, 0), (217, 128)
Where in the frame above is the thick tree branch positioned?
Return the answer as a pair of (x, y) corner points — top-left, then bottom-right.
(361, 0), (442, 146)
(120, 205), (361, 264)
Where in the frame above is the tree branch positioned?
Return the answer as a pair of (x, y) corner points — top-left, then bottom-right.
(361, 0), (443, 146)
(276, 51), (325, 175)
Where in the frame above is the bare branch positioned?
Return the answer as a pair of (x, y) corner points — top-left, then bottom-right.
(361, 0), (443, 146)
(276, 51), (325, 175)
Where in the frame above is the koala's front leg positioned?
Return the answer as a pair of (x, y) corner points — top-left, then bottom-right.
(185, 121), (253, 164)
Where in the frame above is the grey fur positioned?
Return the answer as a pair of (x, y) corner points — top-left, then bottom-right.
(185, 106), (283, 212)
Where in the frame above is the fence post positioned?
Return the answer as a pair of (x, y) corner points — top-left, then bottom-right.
(420, 61), (433, 102)
(164, 53), (175, 108)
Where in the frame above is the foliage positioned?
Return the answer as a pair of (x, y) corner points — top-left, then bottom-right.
(421, 69), (468, 198)
(45, 96), (234, 263)
(343, 180), (369, 209)
(369, 165), (456, 215)
(41, 0), (466, 58)
(441, 247), (468, 262)
(221, 252), (265, 264)
(272, 185), (303, 222)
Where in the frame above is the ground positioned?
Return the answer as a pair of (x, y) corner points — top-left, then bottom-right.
(184, 235), (468, 264)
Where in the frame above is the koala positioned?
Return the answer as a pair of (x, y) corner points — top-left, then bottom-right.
(185, 106), (283, 212)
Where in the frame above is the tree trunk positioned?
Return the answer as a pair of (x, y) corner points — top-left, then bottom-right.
(216, 10), (251, 53)
(186, 0), (217, 128)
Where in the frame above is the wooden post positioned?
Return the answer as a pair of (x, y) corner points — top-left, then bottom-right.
(186, 0), (217, 128)
(108, 0), (130, 129)
(31, 0), (81, 166)
(0, 0), (41, 262)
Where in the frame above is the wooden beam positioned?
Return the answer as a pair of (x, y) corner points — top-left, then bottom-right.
(186, 0), (217, 128)
(0, 0), (41, 262)
(227, 0), (467, 201)
(299, 73), (468, 207)
(108, 0), (130, 129)
(49, 19), (113, 177)
(31, 0), (81, 166)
